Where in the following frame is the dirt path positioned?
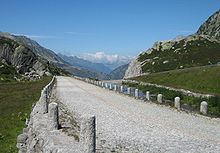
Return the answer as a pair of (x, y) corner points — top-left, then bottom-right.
(55, 76), (220, 153)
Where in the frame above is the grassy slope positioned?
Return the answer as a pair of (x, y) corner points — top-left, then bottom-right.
(132, 65), (220, 95)
(0, 77), (52, 153)
(138, 37), (220, 73)
(0, 62), (20, 82)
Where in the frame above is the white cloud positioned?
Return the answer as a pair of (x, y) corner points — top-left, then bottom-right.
(79, 52), (133, 67)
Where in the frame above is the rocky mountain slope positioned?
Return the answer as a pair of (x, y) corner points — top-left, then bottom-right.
(197, 9), (220, 40)
(0, 32), (111, 79)
(125, 9), (220, 78)
(0, 32), (65, 64)
(108, 64), (129, 80)
(0, 36), (49, 76)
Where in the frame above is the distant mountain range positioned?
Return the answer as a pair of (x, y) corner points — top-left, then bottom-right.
(58, 53), (112, 74)
(125, 9), (220, 78)
(0, 32), (128, 80)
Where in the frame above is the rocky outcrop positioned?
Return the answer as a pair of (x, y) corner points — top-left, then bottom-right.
(124, 9), (220, 77)
(0, 36), (48, 76)
(197, 9), (220, 40)
(0, 32), (65, 64)
(124, 58), (142, 79)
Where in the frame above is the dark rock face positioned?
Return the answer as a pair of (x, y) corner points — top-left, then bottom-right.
(197, 9), (220, 40)
(108, 64), (129, 80)
(0, 36), (47, 74)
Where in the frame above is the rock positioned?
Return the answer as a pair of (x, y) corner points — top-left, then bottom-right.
(124, 58), (142, 79)
(17, 133), (28, 143)
(45, 71), (52, 76)
(197, 9), (220, 40)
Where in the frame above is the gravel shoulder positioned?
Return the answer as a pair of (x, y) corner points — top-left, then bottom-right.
(56, 76), (220, 153)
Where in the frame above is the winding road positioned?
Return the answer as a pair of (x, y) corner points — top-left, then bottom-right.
(55, 76), (220, 153)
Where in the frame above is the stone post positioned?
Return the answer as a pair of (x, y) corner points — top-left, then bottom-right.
(200, 101), (208, 115)
(48, 102), (59, 130)
(174, 97), (181, 110)
(146, 91), (150, 101)
(120, 86), (124, 93)
(80, 115), (96, 153)
(135, 89), (139, 98)
(105, 83), (108, 88)
(114, 85), (117, 91)
(127, 87), (131, 95)
(41, 89), (48, 114)
(157, 94), (163, 103)
(109, 84), (112, 90)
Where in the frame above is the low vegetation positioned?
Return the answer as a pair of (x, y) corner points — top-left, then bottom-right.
(0, 62), (20, 82)
(0, 77), (52, 153)
(132, 65), (220, 95)
(138, 36), (220, 73)
(123, 82), (220, 117)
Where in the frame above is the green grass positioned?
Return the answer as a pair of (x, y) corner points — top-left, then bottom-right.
(0, 77), (52, 153)
(132, 65), (220, 96)
(123, 82), (220, 117)
(138, 36), (220, 73)
(0, 62), (20, 83)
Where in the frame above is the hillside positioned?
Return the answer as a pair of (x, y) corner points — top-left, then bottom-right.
(0, 32), (111, 79)
(0, 32), (65, 64)
(108, 64), (129, 80)
(138, 35), (220, 73)
(124, 9), (220, 78)
(132, 65), (220, 95)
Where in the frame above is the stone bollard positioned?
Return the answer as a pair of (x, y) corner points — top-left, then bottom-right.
(135, 89), (139, 98)
(41, 89), (48, 114)
(157, 94), (163, 103)
(200, 101), (208, 115)
(114, 85), (117, 91)
(48, 102), (59, 130)
(174, 97), (181, 110)
(120, 86), (124, 93)
(80, 115), (96, 153)
(146, 91), (150, 101)
(109, 84), (112, 90)
(127, 87), (131, 95)
(105, 83), (108, 89)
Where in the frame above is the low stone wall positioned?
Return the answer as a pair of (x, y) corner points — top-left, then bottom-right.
(16, 76), (96, 153)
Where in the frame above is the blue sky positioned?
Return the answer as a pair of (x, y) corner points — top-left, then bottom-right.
(0, 0), (219, 57)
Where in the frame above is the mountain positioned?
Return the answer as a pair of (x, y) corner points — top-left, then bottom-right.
(0, 36), (48, 74)
(0, 32), (110, 79)
(197, 9), (220, 40)
(0, 34), (71, 81)
(108, 64), (129, 80)
(58, 53), (111, 73)
(0, 32), (65, 64)
(124, 9), (220, 78)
